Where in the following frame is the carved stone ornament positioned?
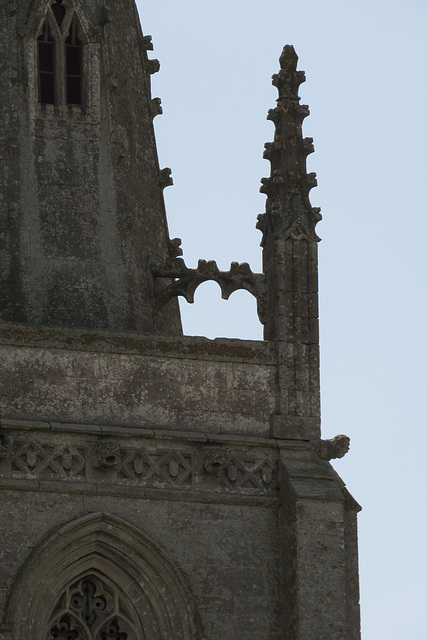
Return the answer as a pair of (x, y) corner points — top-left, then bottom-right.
(221, 453), (277, 490)
(152, 238), (267, 324)
(258, 45), (322, 246)
(95, 442), (120, 468)
(203, 447), (227, 474)
(118, 447), (193, 485)
(10, 440), (85, 477)
(316, 434), (350, 461)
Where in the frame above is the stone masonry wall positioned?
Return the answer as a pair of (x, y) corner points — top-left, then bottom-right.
(0, 323), (276, 436)
(0, 324), (360, 640)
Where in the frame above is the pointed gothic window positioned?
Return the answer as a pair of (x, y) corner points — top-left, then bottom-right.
(37, 0), (83, 106)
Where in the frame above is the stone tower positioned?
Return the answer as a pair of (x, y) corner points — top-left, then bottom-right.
(0, 2), (361, 640)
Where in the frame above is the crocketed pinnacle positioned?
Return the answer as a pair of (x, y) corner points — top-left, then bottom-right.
(257, 45), (321, 245)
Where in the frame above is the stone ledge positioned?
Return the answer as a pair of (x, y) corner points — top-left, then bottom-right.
(0, 322), (276, 365)
(0, 421), (333, 502)
(0, 478), (281, 508)
(0, 418), (313, 450)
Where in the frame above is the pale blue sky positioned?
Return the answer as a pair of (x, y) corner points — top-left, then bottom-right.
(137, 1), (427, 637)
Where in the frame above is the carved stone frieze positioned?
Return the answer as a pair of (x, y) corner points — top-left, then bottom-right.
(221, 452), (277, 491)
(118, 447), (194, 486)
(0, 432), (278, 497)
(10, 441), (85, 479)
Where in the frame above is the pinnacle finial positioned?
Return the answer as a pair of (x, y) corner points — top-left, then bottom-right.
(257, 45), (321, 245)
(272, 45), (306, 101)
(280, 44), (298, 68)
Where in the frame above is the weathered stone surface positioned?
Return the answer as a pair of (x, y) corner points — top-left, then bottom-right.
(279, 458), (361, 639)
(0, 487), (282, 638)
(0, 0), (181, 334)
(0, 325), (276, 436)
(0, 420), (281, 500)
(0, 6), (361, 638)
(0, 409), (360, 640)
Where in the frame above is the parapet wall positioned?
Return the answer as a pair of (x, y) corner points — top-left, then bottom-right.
(0, 323), (276, 438)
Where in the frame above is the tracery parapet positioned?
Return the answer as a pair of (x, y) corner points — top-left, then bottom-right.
(152, 239), (266, 324)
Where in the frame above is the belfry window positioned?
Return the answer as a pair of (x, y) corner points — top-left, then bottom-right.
(37, 0), (83, 106)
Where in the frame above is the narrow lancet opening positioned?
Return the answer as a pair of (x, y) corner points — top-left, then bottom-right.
(37, 1), (84, 106)
(65, 20), (83, 105)
(38, 21), (55, 104)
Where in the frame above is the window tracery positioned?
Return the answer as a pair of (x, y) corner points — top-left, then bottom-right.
(46, 575), (138, 640)
(9, 513), (199, 640)
(37, 0), (83, 105)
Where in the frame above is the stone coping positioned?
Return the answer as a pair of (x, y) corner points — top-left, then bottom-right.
(0, 322), (276, 364)
(0, 418), (307, 450)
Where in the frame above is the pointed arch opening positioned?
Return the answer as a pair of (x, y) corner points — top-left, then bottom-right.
(180, 282), (263, 340)
(8, 513), (201, 640)
(37, 0), (85, 106)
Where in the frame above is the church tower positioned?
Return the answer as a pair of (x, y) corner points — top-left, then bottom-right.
(0, 2), (361, 640)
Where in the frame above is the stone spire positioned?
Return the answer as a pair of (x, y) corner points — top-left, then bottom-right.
(257, 45), (322, 438)
(0, 0), (182, 334)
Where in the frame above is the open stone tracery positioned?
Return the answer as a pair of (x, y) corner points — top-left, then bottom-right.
(46, 576), (138, 640)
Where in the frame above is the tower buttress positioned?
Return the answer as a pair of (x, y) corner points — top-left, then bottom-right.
(258, 45), (322, 438)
